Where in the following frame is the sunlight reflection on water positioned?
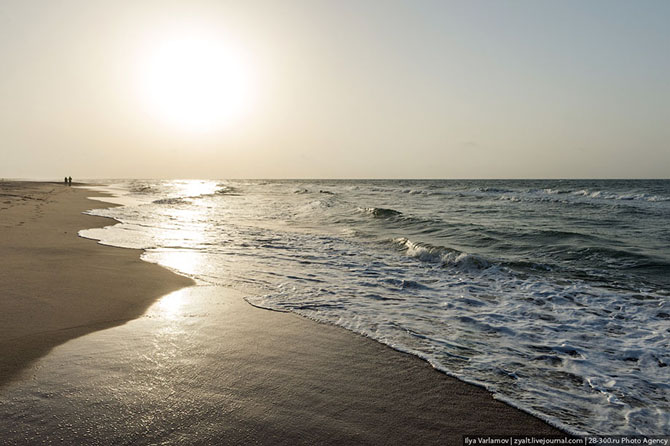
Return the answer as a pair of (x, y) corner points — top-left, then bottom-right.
(152, 249), (205, 277)
(153, 288), (188, 319)
(168, 179), (219, 198)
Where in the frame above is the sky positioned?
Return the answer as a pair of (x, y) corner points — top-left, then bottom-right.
(1, 0), (668, 179)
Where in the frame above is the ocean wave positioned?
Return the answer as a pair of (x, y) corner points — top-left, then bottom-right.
(514, 229), (605, 244)
(129, 182), (158, 194)
(401, 188), (439, 196)
(390, 237), (491, 270)
(215, 186), (240, 195)
(475, 186), (514, 194)
(381, 278), (430, 290)
(469, 186), (670, 204)
(539, 188), (567, 195)
(570, 189), (670, 202)
(565, 246), (670, 272)
(362, 207), (403, 218)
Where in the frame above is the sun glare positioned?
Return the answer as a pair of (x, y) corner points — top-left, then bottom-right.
(137, 30), (254, 132)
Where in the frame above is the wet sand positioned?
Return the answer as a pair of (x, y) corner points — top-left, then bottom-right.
(0, 181), (564, 444)
(0, 181), (194, 385)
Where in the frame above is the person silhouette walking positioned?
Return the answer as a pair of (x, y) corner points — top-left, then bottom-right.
(68, 176), (72, 186)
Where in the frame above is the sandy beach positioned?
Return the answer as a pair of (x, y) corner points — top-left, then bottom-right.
(0, 181), (564, 444)
(0, 181), (195, 386)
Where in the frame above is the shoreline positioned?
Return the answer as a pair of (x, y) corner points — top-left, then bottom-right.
(0, 181), (565, 443)
(0, 181), (194, 386)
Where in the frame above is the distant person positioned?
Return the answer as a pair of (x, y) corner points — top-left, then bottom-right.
(64, 177), (68, 186)
(68, 176), (72, 186)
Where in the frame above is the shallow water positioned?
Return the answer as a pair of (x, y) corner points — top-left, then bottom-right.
(74, 179), (670, 435)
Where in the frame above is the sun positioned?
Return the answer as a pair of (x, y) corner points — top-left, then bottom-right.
(137, 30), (254, 132)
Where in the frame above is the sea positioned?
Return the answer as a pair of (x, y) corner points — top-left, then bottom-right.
(79, 179), (670, 436)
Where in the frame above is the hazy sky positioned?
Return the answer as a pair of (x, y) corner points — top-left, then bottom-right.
(1, 0), (668, 179)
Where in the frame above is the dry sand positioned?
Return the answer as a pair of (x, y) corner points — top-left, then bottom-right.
(0, 181), (564, 444)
